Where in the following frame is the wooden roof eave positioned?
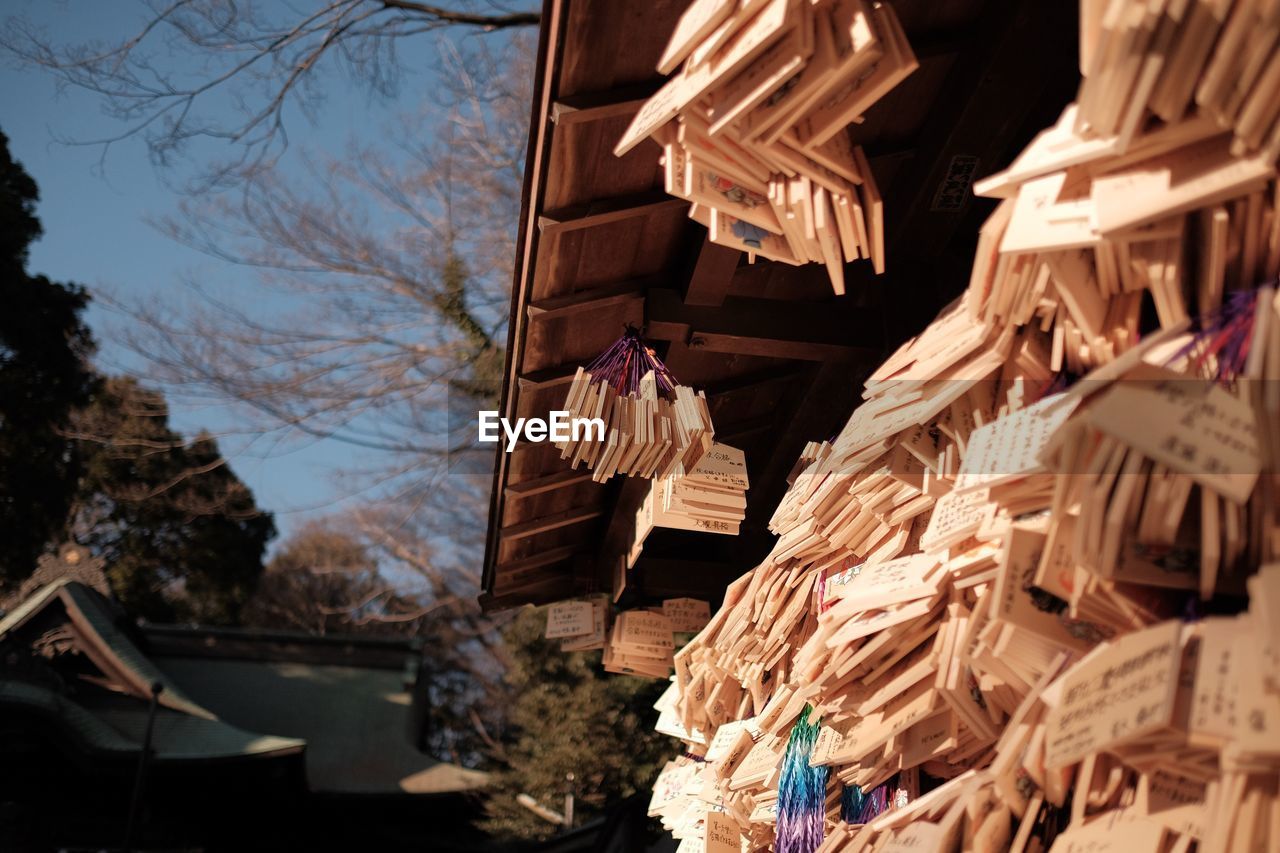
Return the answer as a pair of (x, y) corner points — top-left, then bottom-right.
(480, 0), (567, 609)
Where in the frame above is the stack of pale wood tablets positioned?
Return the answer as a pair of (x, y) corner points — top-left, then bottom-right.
(615, 0), (919, 293)
(545, 598), (712, 681)
(554, 332), (715, 483)
(637, 2), (1280, 850)
(604, 609), (678, 678)
(662, 443), (750, 532)
(630, 443), (752, 569)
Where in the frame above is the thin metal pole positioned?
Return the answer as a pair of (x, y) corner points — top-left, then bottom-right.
(123, 681), (164, 852)
(563, 771), (574, 830)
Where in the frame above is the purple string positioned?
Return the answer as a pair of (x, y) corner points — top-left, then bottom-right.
(584, 328), (680, 397)
(1168, 287), (1264, 385)
(854, 774), (898, 823)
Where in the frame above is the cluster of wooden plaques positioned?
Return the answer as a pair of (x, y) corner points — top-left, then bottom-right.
(544, 597), (712, 677)
(1076, 0), (1280, 161)
(615, 0), (919, 294)
(640, 2), (1280, 851)
(555, 367), (715, 483)
(630, 444), (753, 570)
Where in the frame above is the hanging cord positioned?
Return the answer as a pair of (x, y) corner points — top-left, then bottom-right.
(1168, 285), (1270, 385)
(1029, 281), (1272, 401)
(584, 327), (681, 397)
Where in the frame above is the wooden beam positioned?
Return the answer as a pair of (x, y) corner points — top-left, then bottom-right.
(527, 278), (653, 321)
(538, 191), (686, 235)
(645, 289), (881, 361)
(631, 557), (747, 600)
(716, 412), (779, 443)
(499, 506), (604, 542)
(479, 576), (577, 612)
(496, 545), (578, 574)
(865, 140), (918, 167)
(516, 364), (579, 393)
(481, 0), (570, 603)
(703, 364), (809, 397)
(493, 545), (580, 591)
(909, 25), (979, 60)
(683, 233), (742, 307)
(686, 332), (866, 362)
(550, 81), (661, 126)
(505, 469), (595, 498)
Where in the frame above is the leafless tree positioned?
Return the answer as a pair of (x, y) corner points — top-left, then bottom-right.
(6, 4), (534, 627)
(244, 509), (506, 687)
(1, 0), (537, 187)
(118, 34), (529, 479)
(244, 517), (438, 634)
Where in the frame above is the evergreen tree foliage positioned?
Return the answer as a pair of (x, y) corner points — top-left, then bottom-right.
(0, 131), (274, 622)
(0, 130), (98, 584)
(482, 607), (672, 840)
(69, 376), (275, 624)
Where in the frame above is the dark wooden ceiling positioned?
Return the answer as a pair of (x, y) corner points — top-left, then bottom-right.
(479, 0), (1080, 611)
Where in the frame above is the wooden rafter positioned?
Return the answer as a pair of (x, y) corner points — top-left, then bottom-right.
(538, 191), (686, 235)
(645, 289), (881, 361)
(505, 469), (595, 498)
(550, 81), (662, 125)
(499, 506), (604, 542)
(526, 277), (655, 320)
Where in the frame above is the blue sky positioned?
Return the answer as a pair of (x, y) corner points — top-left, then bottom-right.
(0, 1), (465, 542)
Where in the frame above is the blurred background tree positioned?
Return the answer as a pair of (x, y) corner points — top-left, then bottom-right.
(0, 129), (98, 585)
(67, 375), (275, 623)
(0, 133), (274, 622)
(0, 4), (681, 842)
(481, 607), (672, 840)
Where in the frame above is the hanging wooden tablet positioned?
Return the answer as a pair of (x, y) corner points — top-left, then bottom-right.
(639, 5), (1280, 850)
(617, 0), (916, 294)
(554, 329), (716, 482)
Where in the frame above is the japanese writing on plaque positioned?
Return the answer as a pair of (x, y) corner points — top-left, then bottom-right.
(1045, 621), (1181, 768)
(1087, 367), (1260, 504)
(664, 597), (712, 632)
(620, 611), (675, 650)
(931, 154), (981, 212)
(921, 488), (993, 551)
(955, 392), (1076, 491)
(704, 812), (742, 853)
(545, 601), (594, 639)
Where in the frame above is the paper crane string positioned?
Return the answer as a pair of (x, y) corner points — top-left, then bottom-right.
(852, 773), (900, 824)
(776, 706), (829, 853)
(839, 783), (865, 824)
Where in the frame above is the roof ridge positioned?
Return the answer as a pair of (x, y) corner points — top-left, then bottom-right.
(2, 580), (218, 721)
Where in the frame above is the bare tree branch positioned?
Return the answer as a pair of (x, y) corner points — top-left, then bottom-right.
(97, 35), (530, 504)
(380, 1), (539, 27)
(0, 0), (538, 186)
